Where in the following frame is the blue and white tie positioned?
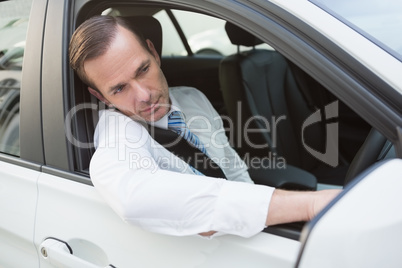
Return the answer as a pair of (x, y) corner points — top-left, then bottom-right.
(168, 110), (207, 175)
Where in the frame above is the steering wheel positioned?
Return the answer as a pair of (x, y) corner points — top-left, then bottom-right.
(344, 128), (388, 186)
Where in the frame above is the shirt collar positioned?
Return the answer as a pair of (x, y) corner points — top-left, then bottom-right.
(151, 90), (182, 129)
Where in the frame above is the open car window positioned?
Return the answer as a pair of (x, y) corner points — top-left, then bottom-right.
(70, 4), (380, 191)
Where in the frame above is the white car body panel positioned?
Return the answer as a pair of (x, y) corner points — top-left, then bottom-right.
(0, 161), (40, 266)
(298, 159), (402, 268)
(34, 173), (300, 267)
(271, 0), (402, 94)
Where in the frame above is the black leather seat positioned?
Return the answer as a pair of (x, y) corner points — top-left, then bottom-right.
(123, 16), (163, 57)
(219, 22), (341, 186)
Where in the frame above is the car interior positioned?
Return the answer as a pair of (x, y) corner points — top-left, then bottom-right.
(72, 5), (369, 180)
(67, 4), (396, 238)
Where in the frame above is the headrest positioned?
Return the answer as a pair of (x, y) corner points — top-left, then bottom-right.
(225, 22), (263, 47)
(123, 16), (163, 57)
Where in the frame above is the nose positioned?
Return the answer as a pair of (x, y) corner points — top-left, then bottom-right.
(132, 82), (151, 103)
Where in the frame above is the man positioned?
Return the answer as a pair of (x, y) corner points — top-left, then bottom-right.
(69, 15), (340, 238)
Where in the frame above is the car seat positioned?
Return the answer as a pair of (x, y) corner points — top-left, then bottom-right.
(219, 22), (345, 185)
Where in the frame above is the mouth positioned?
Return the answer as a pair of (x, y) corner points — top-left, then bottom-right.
(141, 99), (160, 113)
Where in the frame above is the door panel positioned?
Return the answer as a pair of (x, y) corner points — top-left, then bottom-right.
(0, 160), (40, 267)
(34, 172), (300, 267)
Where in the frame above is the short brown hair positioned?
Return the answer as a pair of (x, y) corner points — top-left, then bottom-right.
(69, 15), (149, 92)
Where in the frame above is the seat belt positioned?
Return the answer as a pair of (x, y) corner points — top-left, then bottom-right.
(147, 125), (227, 179)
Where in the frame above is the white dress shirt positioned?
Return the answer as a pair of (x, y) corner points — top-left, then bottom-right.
(90, 86), (274, 237)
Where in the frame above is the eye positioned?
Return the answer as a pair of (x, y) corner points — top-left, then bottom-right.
(141, 65), (150, 74)
(114, 85), (125, 95)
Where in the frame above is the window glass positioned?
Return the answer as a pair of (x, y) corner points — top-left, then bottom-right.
(311, 0), (402, 61)
(173, 10), (230, 56)
(153, 10), (186, 56)
(0, 0), (32, 156)
(157, 9), (273, 56)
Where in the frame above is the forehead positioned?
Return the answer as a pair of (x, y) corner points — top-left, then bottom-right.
(84, 24), (146, 65)
(83, 25), (149, 90)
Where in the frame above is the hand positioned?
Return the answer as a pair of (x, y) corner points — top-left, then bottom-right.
(199, 231), (217, 237)
(266, 188), (342, 226)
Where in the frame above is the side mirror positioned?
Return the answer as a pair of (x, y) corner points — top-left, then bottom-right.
(296, 159), (402, 268)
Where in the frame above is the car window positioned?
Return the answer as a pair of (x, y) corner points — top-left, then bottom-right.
(153, 10), (187, 56)
(311, 0), (402, 61)
(0, 0), (32, 157)
(155, 9), (273, 56)
(171, 10), (231, 56)
(154, 9), (231, 56)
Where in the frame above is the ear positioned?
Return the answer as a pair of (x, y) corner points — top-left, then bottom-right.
(88, 87), (111, 106)
(146, 39), (161, 66)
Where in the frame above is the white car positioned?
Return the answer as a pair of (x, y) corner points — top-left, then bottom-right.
(0, 0), (401, 267)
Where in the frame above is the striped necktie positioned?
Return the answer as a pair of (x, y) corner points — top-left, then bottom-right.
(168, 111), (207, 154)
(168, 110), (207, 175)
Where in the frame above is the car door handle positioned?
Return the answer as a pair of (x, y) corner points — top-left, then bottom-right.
(40, 238), (115, 268)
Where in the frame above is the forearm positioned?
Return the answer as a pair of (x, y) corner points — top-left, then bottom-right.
(266, 189), (341, 226)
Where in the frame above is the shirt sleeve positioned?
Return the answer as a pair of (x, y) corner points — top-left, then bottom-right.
(90, 109), (274, 237)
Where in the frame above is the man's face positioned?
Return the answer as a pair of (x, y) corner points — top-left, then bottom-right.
(84, 25), (170, 122)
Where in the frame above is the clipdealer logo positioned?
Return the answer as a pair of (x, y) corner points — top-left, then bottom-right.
(64, 100), (340, 168)
(302, 100), (339, 167)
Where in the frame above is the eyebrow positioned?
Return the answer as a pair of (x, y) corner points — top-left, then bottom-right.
(107, 59), (151, 94)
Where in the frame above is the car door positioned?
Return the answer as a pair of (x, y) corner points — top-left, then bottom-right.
(32, 0), (402, 267)
(33, 0), (300, 267)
